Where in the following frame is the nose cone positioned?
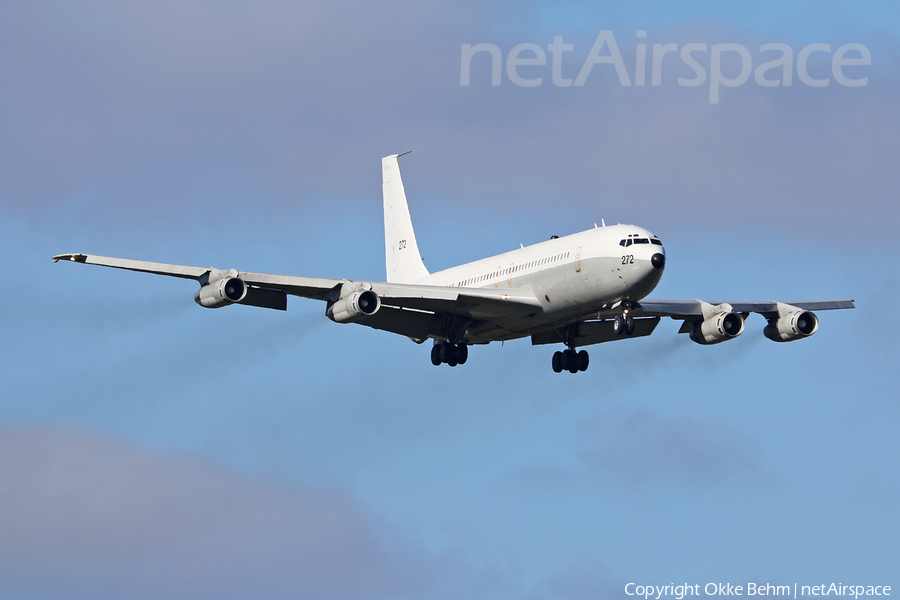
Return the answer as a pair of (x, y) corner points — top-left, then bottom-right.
(651, 253), (666, 269)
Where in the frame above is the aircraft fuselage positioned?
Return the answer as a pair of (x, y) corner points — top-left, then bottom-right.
(420, 224), (666, 344)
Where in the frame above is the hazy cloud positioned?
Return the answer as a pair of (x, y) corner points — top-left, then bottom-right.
(0, 424), (429, 600)
(579, 409), (769, 488)
(527, 559), (626, 600)
(1, 3), (897, 239)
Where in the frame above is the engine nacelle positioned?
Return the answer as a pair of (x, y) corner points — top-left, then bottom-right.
(326, 288), (381, 323)
(194, 276), (247, 309)
(690, 311), (745, 345)
(764, 310), (818, 342)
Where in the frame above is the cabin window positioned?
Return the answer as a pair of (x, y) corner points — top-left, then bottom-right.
(651, 239), (662, 245)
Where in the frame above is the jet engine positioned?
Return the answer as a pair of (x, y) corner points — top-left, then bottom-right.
(326, 287), (381, 323)
(689, 302), (745, 345)
(764, 310), (818, 342)
(194, 270), (247, 309)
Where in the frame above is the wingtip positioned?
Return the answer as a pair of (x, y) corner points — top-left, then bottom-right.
(52, 253), (87, 263)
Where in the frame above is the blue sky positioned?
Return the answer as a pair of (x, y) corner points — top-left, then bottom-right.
(1, 2), (897, 599)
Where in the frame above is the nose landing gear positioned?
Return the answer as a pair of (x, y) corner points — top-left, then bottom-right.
(613, 312), (635, 336)
(613, 302), (634, 335)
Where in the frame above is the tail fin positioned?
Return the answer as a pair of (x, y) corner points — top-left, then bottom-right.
(382, 153), (429, 283)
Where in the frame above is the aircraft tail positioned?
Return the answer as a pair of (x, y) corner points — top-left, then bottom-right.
(382, 153), (429, 283)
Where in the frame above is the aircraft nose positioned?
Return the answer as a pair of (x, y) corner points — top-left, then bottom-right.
(651, 253), (666, 269)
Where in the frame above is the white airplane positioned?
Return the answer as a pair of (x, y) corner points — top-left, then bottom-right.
(54, 153), (854, 373)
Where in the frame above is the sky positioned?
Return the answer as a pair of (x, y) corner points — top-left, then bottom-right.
(1, 2), (898, 599)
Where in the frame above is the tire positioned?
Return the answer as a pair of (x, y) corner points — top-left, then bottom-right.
(565, 349), (579, 374)
(439, 342), (453, 363)
(577, 350), (589, 372)
(431, 344), (442, 366)
(614, 315), (625, 335)
(456, 344), (468, 365)
(446, 343), (458, 367)
(552, 351), (564, 373)
(625, 315), (635, 336)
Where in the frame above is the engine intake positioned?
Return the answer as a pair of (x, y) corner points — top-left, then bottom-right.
(689, 302), (744, 345)
(327, 287), (381, 323)
(194, 270), (247, 309)
(764, 310), (818, 342)
(690, 311), (745, 345)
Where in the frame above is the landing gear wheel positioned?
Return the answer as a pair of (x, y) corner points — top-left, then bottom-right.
(446, 344), (458, 367)
(577, 350), (589, 372)
(430, 345), (442, 366)
(614, 314), (626, 335)
(564, 349), (579, 374)
(439, 342), (452, 364)
(625, 315), (635, 336)
(552, 351), (564, 373)
(456, 344), (468, 365)
(433, 342), (468, 367)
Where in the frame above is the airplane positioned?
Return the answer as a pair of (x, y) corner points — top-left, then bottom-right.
(53, 153), (854, 374)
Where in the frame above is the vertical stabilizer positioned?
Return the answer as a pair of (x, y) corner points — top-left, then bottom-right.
(383, 153), (429, 283)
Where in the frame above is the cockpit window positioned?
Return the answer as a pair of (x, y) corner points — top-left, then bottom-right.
(621, 235), (658, 246)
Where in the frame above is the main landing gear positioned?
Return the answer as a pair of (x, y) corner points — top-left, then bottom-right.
(431, 342), (468, 367)
(550, 309), (635, 373)
(552, 348), (589, 374)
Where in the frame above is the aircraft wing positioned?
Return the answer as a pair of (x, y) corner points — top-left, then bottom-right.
(634, 298), (855, 319)
(52, 253), (209, 279)
(371, 282), (541, 320)
(531, 317), (661, 347)
(629, 298), (854, 338)
(52, 252), (541, 330)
